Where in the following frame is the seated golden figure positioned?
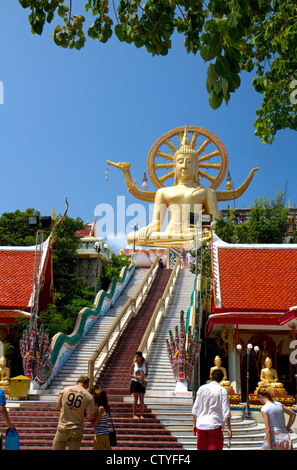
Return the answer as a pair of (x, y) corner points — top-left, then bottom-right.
(127, 129), (219, 248)
(0, 357), (10, 386)
(208, 355), (234, 393)
(256, 357), (287, 395)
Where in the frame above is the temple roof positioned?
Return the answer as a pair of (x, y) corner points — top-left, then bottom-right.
(75, 222), (96, 238)
(206, 234), (297, 336)
(0, 239), (52, 323)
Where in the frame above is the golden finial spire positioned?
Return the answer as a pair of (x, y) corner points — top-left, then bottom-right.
(175, 126), (196, 157)
(51, 205), (57, 220)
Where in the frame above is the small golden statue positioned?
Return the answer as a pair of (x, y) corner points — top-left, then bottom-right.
(208, 355), (234, 393)
(0, 356), (10, 395)
(107, 125), (258, 249)
(258, 340), (274, 369)
(256, 357), (287, 395)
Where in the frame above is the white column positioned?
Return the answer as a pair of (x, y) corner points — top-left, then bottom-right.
(228, 342), (241, 394)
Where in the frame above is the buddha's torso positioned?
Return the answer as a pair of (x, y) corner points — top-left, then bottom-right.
(163, 184), (207, 206)
(261, 368), (277, 382)
(161, 184), (207, 233)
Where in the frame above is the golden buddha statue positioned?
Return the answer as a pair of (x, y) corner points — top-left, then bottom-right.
(127, 129), (219, 248)
(256, 357), (287, 395)
(258, 340), (273, 369)
(0, 356), (10, 393)
(208, 355), (234, 393)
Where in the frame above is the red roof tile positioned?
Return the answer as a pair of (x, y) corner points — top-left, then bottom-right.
(0, 250), (36, 310)
(207, 236), (297, 336)
(75, 224), (94, 238)
(0, 239), (53, 320)
(217, 247), (297, 312)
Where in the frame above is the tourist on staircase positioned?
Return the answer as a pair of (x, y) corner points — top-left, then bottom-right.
(192, 369), (232, 450)
(52, 375), (95, 450)
(129, 351), (148, 420)
(258, 388), (296, 450)
(91, 389), (112, 450)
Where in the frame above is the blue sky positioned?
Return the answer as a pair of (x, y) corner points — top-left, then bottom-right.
(1, 2), (296, 251)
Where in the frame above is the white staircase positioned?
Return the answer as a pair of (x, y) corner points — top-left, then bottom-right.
(142, 402), (269, 450)
(45, 269), (148, 397)
(145, 268), (196, 392)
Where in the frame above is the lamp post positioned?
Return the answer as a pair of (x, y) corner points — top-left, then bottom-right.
(131, 224), (138, 265)
(237, 343), (259, 419)
(94, 241), (108, 294)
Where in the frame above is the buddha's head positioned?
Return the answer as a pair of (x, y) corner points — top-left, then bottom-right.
(264, 357), (272, 369)
(214, 355), (222, 366)
(174, 128), (199, 185)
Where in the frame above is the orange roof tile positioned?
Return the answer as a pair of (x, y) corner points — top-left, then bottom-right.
(0, 239), (53, 320)
(206, 236), (297, 336)
(0, 250), (36, 310)
(217, 247), (297, 312)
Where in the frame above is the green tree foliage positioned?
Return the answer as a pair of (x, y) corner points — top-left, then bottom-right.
(215, 191), (289, 244)
(99, 253), (131, 291)
(190, 240), (211, 278)
(0, 208), (49, 246)
(39, 215), (95, 336)
(18, 0), (297, 144)
(50, 215), (86, 304)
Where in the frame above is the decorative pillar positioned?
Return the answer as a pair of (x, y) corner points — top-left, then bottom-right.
(228, 342), (238, 392)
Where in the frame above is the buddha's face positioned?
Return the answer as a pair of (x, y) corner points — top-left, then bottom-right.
(174, 153), (198, 182)
(265, 358), (272, 368)
(214, 356), (221, 366)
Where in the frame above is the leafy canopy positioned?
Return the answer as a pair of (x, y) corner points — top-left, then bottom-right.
(0, 208), (48, 246)
(18, 0), (297, 144)
(215, 190), (289, 244)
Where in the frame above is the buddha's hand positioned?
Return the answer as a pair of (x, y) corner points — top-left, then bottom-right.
(138, 225), (151, 241)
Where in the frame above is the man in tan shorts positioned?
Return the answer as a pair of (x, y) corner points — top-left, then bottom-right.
(52, 375), (95, 450)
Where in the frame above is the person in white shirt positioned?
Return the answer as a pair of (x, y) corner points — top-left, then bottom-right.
(192, 369), (232, 450)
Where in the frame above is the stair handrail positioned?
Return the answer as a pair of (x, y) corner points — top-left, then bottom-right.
(88, 255), (162, 389)
(138, 258), (181, 357)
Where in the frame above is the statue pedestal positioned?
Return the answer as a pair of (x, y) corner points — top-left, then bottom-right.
(249, 393), (295, 406)
(175, 381), (188, 393)
(228, 392), (241, 404)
